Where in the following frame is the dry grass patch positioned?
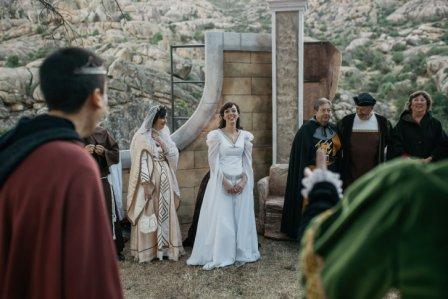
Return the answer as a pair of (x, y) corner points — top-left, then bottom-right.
(119, 237), (303, 298)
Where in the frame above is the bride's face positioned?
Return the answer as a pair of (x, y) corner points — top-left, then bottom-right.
(153, 116), (167, 131)
(223, 105), (239, 126)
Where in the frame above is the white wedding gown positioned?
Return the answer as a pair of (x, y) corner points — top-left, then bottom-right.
(187, 129), (260, 270)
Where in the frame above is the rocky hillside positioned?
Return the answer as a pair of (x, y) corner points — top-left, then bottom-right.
(304, 0), (448, 126)
(0, 0), (447, 146)
(0, 0), (231, 146)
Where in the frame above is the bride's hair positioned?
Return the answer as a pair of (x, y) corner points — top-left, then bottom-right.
(218, 102), (243, 129)
(152, 105), (167, 126)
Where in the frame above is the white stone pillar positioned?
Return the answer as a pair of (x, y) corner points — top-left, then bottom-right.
(268, 0), (307, 164)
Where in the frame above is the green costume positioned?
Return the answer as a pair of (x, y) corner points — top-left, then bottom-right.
(301, 159), (448, 299)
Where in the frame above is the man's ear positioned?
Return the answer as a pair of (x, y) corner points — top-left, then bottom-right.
(88, 88), (104, 109)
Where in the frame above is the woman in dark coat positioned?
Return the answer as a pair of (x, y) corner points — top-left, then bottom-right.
(388, 90), (448, 162)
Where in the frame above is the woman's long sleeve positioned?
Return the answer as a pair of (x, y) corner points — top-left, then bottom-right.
(164, 143), (179, 173)
(140, 151), (150, 183)
(206, 130), (221, 176)
(242, 131), (254, 187)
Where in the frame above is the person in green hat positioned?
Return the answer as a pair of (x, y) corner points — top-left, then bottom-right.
(300, 150), (448, 299)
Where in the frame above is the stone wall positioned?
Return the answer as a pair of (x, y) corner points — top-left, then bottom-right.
(176, 50), (272, 230)
(303, 42), (341, 120)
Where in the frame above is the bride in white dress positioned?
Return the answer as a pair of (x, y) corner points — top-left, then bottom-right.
(187, 102), (260, 270)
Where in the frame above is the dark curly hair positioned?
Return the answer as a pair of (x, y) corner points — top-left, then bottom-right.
(152, 105), (167, 126)
(218, 102), (242, 129)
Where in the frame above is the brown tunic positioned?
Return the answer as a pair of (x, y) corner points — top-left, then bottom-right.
(0, 141), (123, 299)
(82, 126), (119, 230)
(345, 131), (380, 187)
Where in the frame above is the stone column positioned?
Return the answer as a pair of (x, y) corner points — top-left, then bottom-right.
(268, 0), (307, 164)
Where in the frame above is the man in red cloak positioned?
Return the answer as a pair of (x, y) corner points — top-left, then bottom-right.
(0, 48), (123, 299)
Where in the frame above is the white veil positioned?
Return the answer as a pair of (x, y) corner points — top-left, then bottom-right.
(133, 105), (180, 196)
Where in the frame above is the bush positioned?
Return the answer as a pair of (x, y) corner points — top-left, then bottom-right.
(149, 32), (163, 45)
(353, 46), (384, 69)
(389, 29), (399, 37)
(193, 30), (204, 41)
(345, 73), (363, 90)
(27, 47), (52, 61)
(392, 51), (404, 64)
(392, 43), (407, 51)
(402, 52), (427, 76)
(377, 82), (395, 99)
(441, 31), (448, 43)
(427, 46), (448, 57)
(119, 12), (132, 21)
(5, 55), (20, 67)
(319, 23), (327, 32)
(423, 80), (448, 131)
(368, 73), (398, 93)
(92, 29), (100, 36)
(36, 25), (45, 34)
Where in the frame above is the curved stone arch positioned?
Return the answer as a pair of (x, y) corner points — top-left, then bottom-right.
(171, 32), (224, 150)
(172, 31), (272, 150)
(121, 32), (272, 167)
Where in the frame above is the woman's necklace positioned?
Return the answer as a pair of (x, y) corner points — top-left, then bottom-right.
(222, 128), (239, 144)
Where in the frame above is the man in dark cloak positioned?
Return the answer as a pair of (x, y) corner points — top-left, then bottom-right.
(281, 98), (341, 241)
(83, 126), (125, 260)
(0, 48), (123, 298)
(337, 93), (392, 189)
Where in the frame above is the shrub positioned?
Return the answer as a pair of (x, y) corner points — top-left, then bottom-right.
(353, 46), (384, 68)
(5, 55), (20, 67)
(345, 73), (363, 90)
(36, 25), (45, 34)
(27, 47), (52, 61)
(402, 52), (427, 76)
(119, 12), (132, 21)
(392, 51), (404, 64)
(149, 32), (163, 45)
(193, 30), (204, 41)
(389, 29), (399, 37)
(392, 43), (407, 51)
(427, 46), (448, 56)
(422, 80), (448, 131)
(440, 31), (448, 43)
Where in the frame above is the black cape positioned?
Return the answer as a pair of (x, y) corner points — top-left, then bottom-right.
(280, 120), (339, 240)
(0, 114), (80, 187)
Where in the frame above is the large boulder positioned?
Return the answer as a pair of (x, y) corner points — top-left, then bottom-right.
(427, 55), (448, 96)
(387, 0), (448, 24)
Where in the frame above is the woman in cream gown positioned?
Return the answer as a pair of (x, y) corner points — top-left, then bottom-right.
(187, 102), (260, 270)
(127, 105), (184, 262)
